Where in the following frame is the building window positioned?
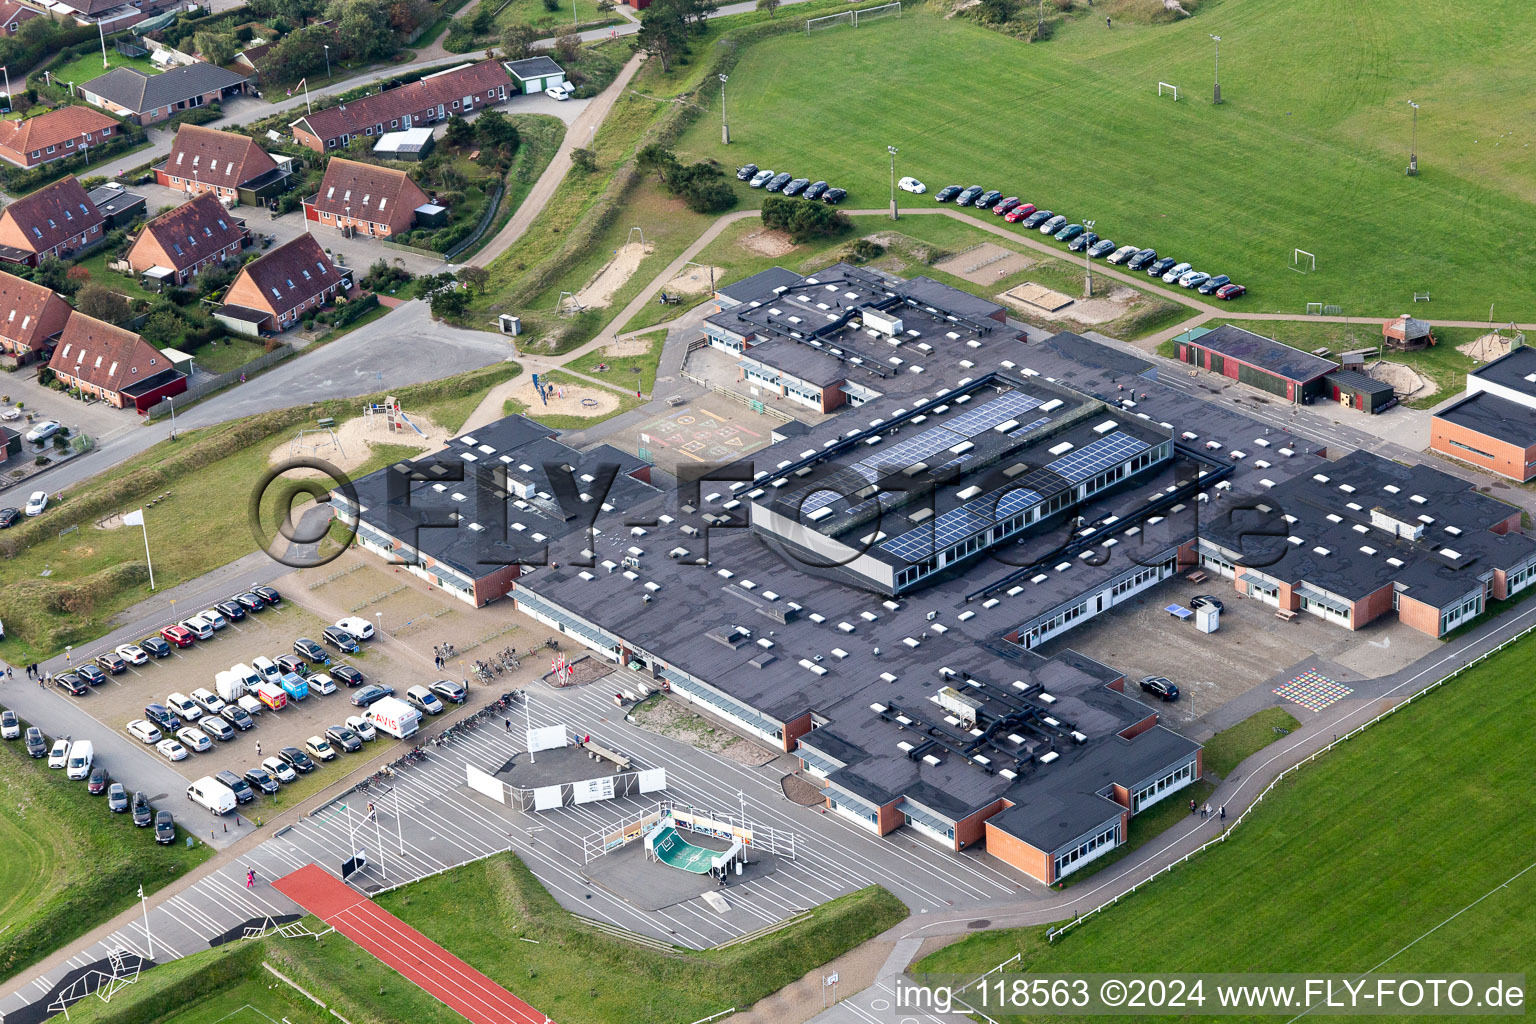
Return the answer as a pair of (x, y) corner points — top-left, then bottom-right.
(1132, 760), (1195, 812)
(1446, 438), (1496, 460)
(1439, 590), (1483, 634)
(1053, 822), (1120, 881)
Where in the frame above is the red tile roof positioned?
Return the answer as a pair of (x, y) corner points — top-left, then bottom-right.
(0, 0), (40, 26)
(164, 124), (279, 189)
(233, 233), (342, 311)
(293, 60), (511, 142)
(0, 275), (67, 349)
(0, 105), (118, 159)
(0, 178), (104, 255)
(309, 157), (429, 223)
(48, 312), (168, 396)
(134, 193), (247, 273)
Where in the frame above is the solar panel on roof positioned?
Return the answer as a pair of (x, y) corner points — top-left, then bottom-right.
(939, 391), (1042, 436)
(799, 489), (843, 515)
(1008, 416), (1052, 437)
(1046, 432), (1148, 483)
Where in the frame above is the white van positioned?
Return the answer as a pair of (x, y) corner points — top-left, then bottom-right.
(65, 739), (94, 780)
(364, 696), (421, 739)
(186, 776), (237, 815)
(233, 663), (262, 691)
(166, 692), (202, 721)
(215, 670), (246, 704)
(252, 656), (281, 684)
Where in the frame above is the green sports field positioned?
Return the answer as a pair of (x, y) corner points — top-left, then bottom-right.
(675, 0), (1536, 320)
(916, 631), (1536, 1019)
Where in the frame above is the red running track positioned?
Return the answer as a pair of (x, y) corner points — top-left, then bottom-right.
(274, 864), (551, 1024)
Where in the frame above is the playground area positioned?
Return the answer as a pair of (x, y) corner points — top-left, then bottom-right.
(268, 397), (449, 475)
(617, 394), (780, 470)
(573, 235), (657, 310)
(505, 375), (622, 420)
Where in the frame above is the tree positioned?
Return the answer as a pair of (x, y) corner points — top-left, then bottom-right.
(669, 160), (736, 212)
(76, 283), (131, 325)
(756, 0), (779, 16)
(193, 30), (241, 65)
(554, 25), (581, 63)
(443, 114), (476, 148)
(326, 0), (394, 61)
(470, 3), (494, 33)
(635, 0), (689, 72)
(500, 22), (539, 60)
(976, 0), (1016, 22)
(761, 195), (849, 242)
(475, 110), (519, 150)
(430, 286), (471, 320)
(636, 143), (679, 184)
(596, 0), (615, 11)
(140, 310), (183, 347)
(570, 147), (598, 173)
(33, 258), (73, 295)
(457, 265), (489, 294)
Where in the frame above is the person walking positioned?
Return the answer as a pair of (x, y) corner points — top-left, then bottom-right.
(246, 868), (255, 889)
(1219, 805), (1226, 821)
(255, 740), (262, 757)
(1190, 798), (1197, 815)
(505, 718), (511, 733)
(1106, 15), (1111, 27)
(1202, 802), (1211, 819)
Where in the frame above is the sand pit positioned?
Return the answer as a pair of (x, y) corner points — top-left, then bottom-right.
(507, 377), (620, 419)
(1004, 281), (1074, 313)
(267, 408), (451, 476)
(602, 332), (663, 357)
(574, 240), (655, 309)
(739, 229), (796, 258)
(934, 242), (1035, 285)
(662, 264), (724, 296)
(1367, 360), (1436, 400)
(1457, 332), (1519, 363)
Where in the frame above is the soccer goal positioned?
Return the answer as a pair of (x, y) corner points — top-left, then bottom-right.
(1291, 248), (1316, 274)
(1157, 82), (1179, 102)
(807, 9), (853, 31)
(854, 1), (901, 25)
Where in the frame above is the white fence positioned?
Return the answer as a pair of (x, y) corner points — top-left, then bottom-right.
(1047, 617), (1536, 943)
(466, 763), (506, 804)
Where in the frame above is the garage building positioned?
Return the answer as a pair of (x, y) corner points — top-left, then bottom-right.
(1323, 369), (1397, 414)
(1176, 324), (1337, 404)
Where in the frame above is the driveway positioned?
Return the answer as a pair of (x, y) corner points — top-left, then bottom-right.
(263, 210), (449, 278)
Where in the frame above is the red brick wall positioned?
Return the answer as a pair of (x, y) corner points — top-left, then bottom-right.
(983, 821), (1051, 883)
(782, 711), (813, 752)
(1430, 417), (1536, 482)
(1351, 583), (1395, 630)
(470, 562), (522, 607)
(1118, 713), (1158, 740)
(954, 798), (1008, 851)
(1396, 592), (1443, 637)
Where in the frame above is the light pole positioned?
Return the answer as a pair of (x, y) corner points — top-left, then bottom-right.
(98, 19), (109, 70)
(323, 44), (331, 81)
(887, 144), (898, 221)
(1082, 219), (1095, 297)
(139, 884), (155, 959)
(1210, 35), (1221, 104)
(718, 73), (729, 145)
(1407, 100), (1419, 176)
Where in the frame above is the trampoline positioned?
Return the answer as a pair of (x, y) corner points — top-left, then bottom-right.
(648, 826), (718, 874)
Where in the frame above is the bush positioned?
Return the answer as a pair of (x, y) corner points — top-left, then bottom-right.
(761, 195), (849, 242)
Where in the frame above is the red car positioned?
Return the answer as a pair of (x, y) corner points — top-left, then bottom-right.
(992, 197), (1021, 216)
(1215, 283), (1246, 300)
(1003, 203), (1038, 223)
(160, 624), (195, 648)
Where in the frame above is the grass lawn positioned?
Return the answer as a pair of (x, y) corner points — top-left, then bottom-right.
(413, 362), (522, 433)
(0, 712), (212, 979)
(503, 369), (643, 429)
(74, 249), (158, 304)
(673, 1), (1536, 321)
(152, 976), (331, 1024)
(492, 0), (616, 32)
(455, 114), (566, 263)
(916, 631), (1536, 999)
(1200, 707), (1300, 779)
(567, 329), (665, 394)
(186, 336), (268, 375)
(53, 52), (160, 88)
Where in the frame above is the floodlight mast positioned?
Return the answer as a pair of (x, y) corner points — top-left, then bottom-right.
(1407, 100), (1420, 176)
(888, 145), (899, 220)
(1210, 35), (1221, 104)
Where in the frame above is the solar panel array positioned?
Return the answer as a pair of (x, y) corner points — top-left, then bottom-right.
(1046, 432), (1149, 483)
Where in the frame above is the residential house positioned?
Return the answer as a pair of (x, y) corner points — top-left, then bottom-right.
(0, 105), (121, 169)
(154, 124), (289, 205)
(302, 157), (430, 239)
(36, 0), (177, 30)
(46, 311), (187, 411)
(79, 62), (251, 127)
(0, 275), (73, 365)
(0, 177), (106, 266)
(0, 0), (40, 34)
(216, 233), (347, 334)
(289, 60), (515, 153)
(127, 192), (248, 289)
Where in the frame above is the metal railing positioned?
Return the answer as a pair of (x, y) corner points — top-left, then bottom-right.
(1046, 615), (1536, 944)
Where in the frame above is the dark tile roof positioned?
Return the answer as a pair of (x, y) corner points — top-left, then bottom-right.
(1188, 324), (1339, 383)
(308, 157), (428, 223)
(48, 313), (167, 395)
(293, 60), (511, 141)
(0, 105), (117, 156)
(82, 63), (249, 115)
(162, 124), (278, 189)
(0, 178), (103, 254)
(0, 275), (67, 348)
(134, 192), (246, 273)
(1436, 391), (1536, 449)
(232, 233), (340, 311)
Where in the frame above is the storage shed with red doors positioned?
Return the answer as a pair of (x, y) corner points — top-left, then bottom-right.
(1323, 370), (1397, 414)
(1175, 324), (1337, 404)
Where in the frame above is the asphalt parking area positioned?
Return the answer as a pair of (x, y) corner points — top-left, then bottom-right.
(65, 599), (408, 782)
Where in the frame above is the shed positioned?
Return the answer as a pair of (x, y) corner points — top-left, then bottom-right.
(0, 424), (20, 462)
(140, 266), (176, 292)
(213, 304), (270, 337)
(1324, 370), (1397, 414)
(414, 203), (449, 229)
(159, 347), (195, 375)
(503, 56), (566, 95)
(88, 185), (146, 229)
(1175, 324), (1338, 404)
(373, 127), (436, 162)
(1382, 314), (1434, 350)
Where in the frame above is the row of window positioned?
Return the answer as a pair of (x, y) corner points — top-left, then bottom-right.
(27, 127), (111, 160)
(321, 86), (509, 149)
(1132, 759), (1195, 812)
(1439, 590), (1483, 634)
(1053, 822), (1120, 881)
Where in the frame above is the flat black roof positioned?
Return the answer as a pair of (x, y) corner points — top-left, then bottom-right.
(1189, 324), (1338, 383)
(743, 337), (847, 387)
(1468, 344), (1536, 396)
(1325, 369), (1395, 396)
(120, 367), (186, 397)
(214, 304), (269, 324)
(717, 266), (802, 305)
(1436, 391), (1536, 449)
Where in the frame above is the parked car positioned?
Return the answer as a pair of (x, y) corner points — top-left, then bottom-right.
(1161, 262), (1193, 283)
(198, 609), (228, 631)
(214, 770), (256, 804)
(144, 703), (180, 732)
(1020, 209), (1053, 229)
(346, 715), (376, 741)
(108, 783), (129, 813)
(897, 176), (926, 194)
(177, 727), (212, 753)
(223, 703), (256, 730)
(307, 673), (337, 696)
(1127, 248), (1158, 270)
(293, 638), (328, 662)
(55, 673), (88, 696)
(250, 585), (282, 607)
(325, 725), (362, 753)
(1139, 676), (1180, 701)
(334, 616), (375, 641)
(0, 709), (18, 740)
(955, 185), (984, 206)
(201, 715), (235, 742)
(350, 684), (393, 707)
(1067, 230), (1097, 251)
(262, 756), (298, 783)
(748, 168), (774, 188)
(96, 651), (127, 675)
(154, 810), (175, 844)
(821, 187), (846, 204)
(131, 792), (152, 826)
(1088, 238), (1118, 259)
(1178, 270), (1211, 290)
(431, 680), (468, 705)
(116, 643), (149, 665)
(934, 185), (962, 202)
(0, 506), (19, 530)
(166, 692), (202, 721)
(1039, 214), (1068, 235)
(764, 172), (792, 192)
(974, 189), (1003, 210)
(160, 624), (194, 648)
(1003, 203), (1038, 223)
(803, 180), (829, 201)
(127, 719), (162, 744)
(782, 177), (810, 196)
(87, 766), (108, 794)
(1191, 595), (1225, 613)
(48, 739), (69, 767)
(405, 685), (445, 716)
(156, 739), (188, 762)
(1107, 244), (1140, 264)
(1197, 274), (1232, 295)
(279, 746), (316, 773)
(24, 491), (47, 516)
(331, 665), (365, 688)
(25, 727), (46, 757)
(178, 616), (214, 641)
(1054, 223), (1085, 243)
(1215, 282), (1247, 300)
(1147, 257), (1177, 278)
(321, 627), (359, 654)
(190, 688), (226, 715)
(244, 767), (280, 794)
(735, 163), (758, 181)
(76, 664), (107, 686)
(139, 636), (172, 658)
(275, 654), (310, 677)
(25, 419), (60, 443)
(303, 737), (337, 764)
(215, 600), (246, 622)
(992, 197), (1021, 216)
(234, 593), (265, 613)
